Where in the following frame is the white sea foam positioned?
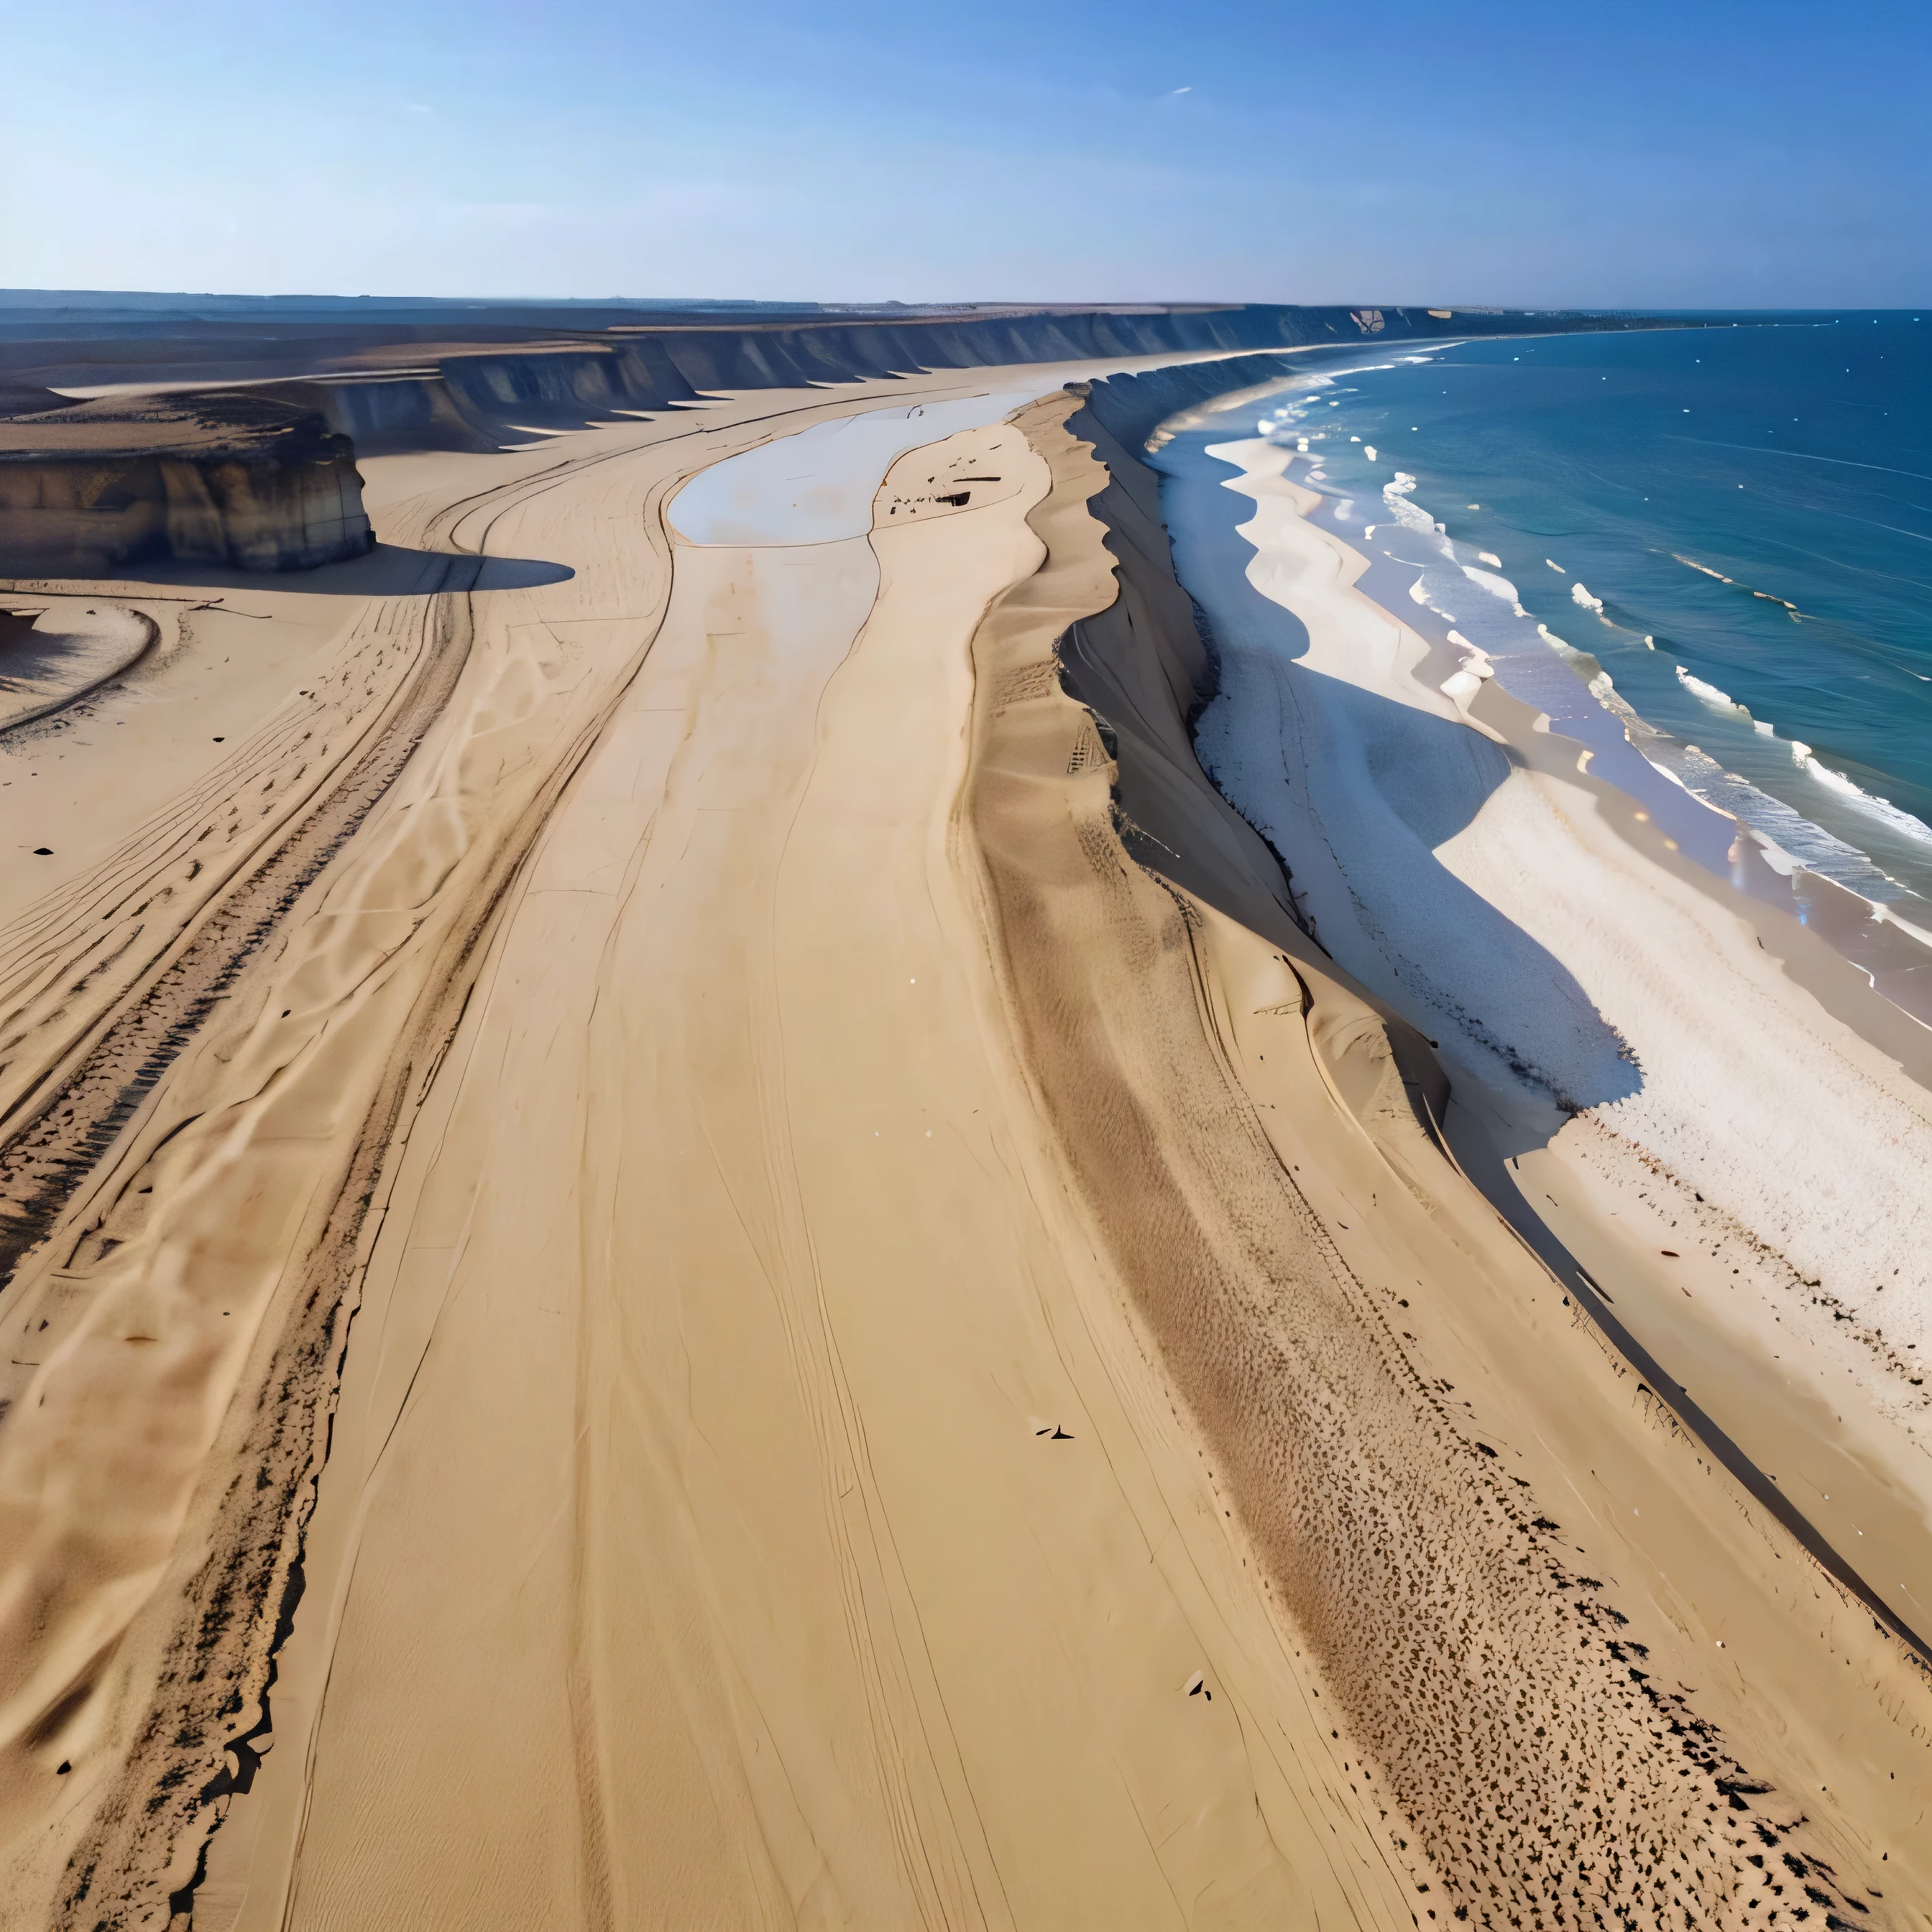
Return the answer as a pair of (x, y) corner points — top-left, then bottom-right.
(1877, 901), (1932, 948)
(1462, 564), (1518, 602)
(1380, 475), (1448, 553)
(1588, 673), (1657, 739)
(1336, 455), (1932, 924)
(1651, 743), (1916, 896)
(1153, 369), (1335, 448)
(1803, 758), (1932, 847)
(1675, 666), (1742, 710)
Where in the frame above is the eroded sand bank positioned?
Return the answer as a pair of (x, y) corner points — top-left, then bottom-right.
(0, 359), (1927, 1931)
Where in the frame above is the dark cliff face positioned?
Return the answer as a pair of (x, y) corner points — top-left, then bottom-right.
(0, 392), (373, 575)
(0, 298), (1683, 460)
(1055, 354), (1318, 928)
(290, 304), (1668, 455)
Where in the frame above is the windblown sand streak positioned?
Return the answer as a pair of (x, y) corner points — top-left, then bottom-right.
(0, 583), (472, 1285)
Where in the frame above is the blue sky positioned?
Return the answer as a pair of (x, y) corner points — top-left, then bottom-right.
(3, 0), (1926, 305)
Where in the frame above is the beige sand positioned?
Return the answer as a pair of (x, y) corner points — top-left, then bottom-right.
(0, 367), (1926, 1931)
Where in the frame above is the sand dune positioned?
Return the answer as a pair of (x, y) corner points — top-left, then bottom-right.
(0, 349), (1926, 1930)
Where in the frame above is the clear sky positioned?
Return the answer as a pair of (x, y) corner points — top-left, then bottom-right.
(4, 0), (1926, 307)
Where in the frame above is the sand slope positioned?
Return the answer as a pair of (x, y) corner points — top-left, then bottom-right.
(965, 404), (1930, 1926)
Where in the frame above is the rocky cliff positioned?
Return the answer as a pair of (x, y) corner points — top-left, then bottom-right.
(283, 303), (1667, 454)
(0, 300), (1678, 573)
(0, 391), (373, 575)
(0, 297), (1680, 460)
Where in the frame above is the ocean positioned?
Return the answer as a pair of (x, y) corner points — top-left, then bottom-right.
(1237, 314), (1932, 920)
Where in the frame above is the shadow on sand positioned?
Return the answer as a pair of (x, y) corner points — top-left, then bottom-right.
(11, 543), (576, 599)
(1159, 439), (1643, 1133)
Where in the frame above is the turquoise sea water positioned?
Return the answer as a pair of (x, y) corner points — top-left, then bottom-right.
(1250, 316), (1932, 909)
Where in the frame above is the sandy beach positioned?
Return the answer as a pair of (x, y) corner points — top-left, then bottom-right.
(1167, 427), (1932, 1634)
(1, 331), (1929, 1931)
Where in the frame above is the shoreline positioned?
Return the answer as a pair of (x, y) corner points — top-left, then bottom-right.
(1147, 420), (1932, 1660)
(975, 395), (1932, 1918)
(1346, 500), (1932, 1054)
(1244, 328), (1932, 924)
